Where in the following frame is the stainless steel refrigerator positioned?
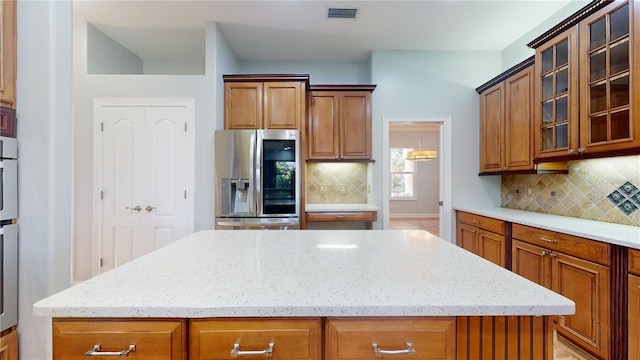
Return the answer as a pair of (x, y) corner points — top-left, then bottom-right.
(0, 135), (18, 333)
(214, 130), (300, 229)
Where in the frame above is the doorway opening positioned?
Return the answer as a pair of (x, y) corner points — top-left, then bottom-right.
(382, 115), (452, 242)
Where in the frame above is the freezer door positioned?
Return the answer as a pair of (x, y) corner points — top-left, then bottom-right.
(215, 217), (299, 230)
(0, 224), (18, 332)
(215, 130), (256, 217)
(0, 159), (17, 221)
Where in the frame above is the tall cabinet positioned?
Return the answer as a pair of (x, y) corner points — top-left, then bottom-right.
(0, 0), (16, 109)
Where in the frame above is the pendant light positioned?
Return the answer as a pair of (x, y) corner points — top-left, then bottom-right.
(406, 136), (437, 161)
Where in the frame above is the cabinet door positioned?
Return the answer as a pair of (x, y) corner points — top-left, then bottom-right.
(630, 274), (640, 360)
(479, 82), (504, 172)
(0, 329), (18, 360)
(307, 91), (340, 159)
(477, 230), (505, 267)
(534, 26), (580, 159)
(456, 223), (478, 255)
(224, 82), (263, 129)
(0, 0), (16, 109)
(579, 1), (640, 153)
(263, 81), (304, 130)
(552, 252), (610, 360)
(339, 91), (371, 159)
(504, 66), (534, 171)
(511, 240), (551, 288)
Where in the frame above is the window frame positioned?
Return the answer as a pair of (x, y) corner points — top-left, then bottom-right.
(390, 147), (417, 200)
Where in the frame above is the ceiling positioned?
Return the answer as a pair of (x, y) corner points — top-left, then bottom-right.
(73, 0), (588, 63)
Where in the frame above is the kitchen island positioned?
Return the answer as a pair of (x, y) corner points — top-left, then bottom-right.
(34, 230), (574, 359)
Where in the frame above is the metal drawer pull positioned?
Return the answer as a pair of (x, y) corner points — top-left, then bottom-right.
(85, 344), (136, 357)
(335, 215), (346, 219)
(472, 220), (481, 224)
(539, 237), (558, 243)
(372, 342), (415, 356)
(231, 342), (275, 357)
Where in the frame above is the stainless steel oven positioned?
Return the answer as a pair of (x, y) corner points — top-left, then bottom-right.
(0, 135), (17, 333)
(0, 137), (18, 221)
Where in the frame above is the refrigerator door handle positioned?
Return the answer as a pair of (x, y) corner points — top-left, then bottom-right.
(254, 130), (262, 216)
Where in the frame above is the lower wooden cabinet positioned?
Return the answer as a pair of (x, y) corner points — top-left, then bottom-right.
(189, 318), (321, 360)
(630, 273), (640, 360)
(0, 327), (18, 360)
(456, 212), (506, 267)
(52, 318), (186, 359)
(325, 318), (455, 360)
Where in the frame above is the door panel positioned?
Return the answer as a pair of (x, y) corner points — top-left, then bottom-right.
(456, 223), (477, 255)
(478, 230), (505, 267)
(512, 240), (549, 287)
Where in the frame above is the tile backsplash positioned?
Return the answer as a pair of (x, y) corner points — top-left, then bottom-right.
(502, 155), (640, 226)
(306, 163), (368, 203)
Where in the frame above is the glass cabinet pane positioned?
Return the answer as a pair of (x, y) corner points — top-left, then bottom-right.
(542, 74), (554, 99)
(556, 69), (568, 94)
(610, 40), (629, 75)
(541, 48), (553, 73)
(590, 83), (607, 113)
(611, 110), (630, 140)
(542, 128), (553, 150)
(610, 75), (629, 108)
(610, 4), (629, 40)
(590, 115), (607, 143)
(590, 17), (606, 50)
(556, 124), (568, 148)
(556, 40), (568, 67)
(556, 97), (568, 122)
(542, 101), (553, 124)
(590, 51), (606, 81)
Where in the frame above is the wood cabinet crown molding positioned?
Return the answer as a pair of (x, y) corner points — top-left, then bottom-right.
(475, 56), (533, 94)
(309, 84), (376, 92)
(223, 74), (310, 88)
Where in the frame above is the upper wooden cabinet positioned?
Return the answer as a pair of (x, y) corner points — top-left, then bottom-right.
(223, 75), (309, 130)
(477, 59), (534, 174)
(1, 0), (17, 109)
(529, 0), (640, 160)
(307, 85), (376, 161)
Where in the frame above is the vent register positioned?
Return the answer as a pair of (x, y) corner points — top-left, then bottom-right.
(327, 7), (358, 19)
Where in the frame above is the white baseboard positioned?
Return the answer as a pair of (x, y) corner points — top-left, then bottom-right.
(389, 213), (439, 219)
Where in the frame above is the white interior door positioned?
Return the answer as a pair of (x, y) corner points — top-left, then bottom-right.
(99, 104), (190, 272)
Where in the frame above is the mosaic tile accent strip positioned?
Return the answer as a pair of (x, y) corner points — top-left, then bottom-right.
(502, 155), (640, 227)
(607, 181), (640, 215)
(306, 163), (368, 203)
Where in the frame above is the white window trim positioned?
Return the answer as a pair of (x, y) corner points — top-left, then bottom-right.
(390, 147), (417, 200)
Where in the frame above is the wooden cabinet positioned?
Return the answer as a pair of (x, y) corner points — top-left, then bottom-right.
(456, 211), (506, 267)
(530, 0), (640, 160)
(223, 75), (308, 130)
(478, 59), (534, 173)
(325, 318), (455, 360)
(629, 249), (640, 359)
(511, 224), (610, 360)
(52, 318), (187, 359)
(306, 211), (377, 230)
(307, 85), (375, 160)
(0, 328), (18, 360)
(1, 0), (16, 109)
(190, 318), (321, 360)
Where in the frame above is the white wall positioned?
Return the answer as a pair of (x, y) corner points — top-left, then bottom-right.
(389, 130), (440, 216)
(143, 60), (205, 75)
(17, 1), (73, 359)
(370, 50), (503, 239)
(87, 23), (143, 74)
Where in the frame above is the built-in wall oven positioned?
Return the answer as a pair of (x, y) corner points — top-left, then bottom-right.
(0, 135), (18, 332)
(215, 130), (300, 229)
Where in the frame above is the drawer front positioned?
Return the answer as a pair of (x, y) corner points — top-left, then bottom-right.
(190, 318), (321, 360)
(0, 107), (16, 138)
(630, 249), (640, 276)
(52, 318), (186, 360)
(457, 212), (505, 235)
(512, 224), (609, 265)
(306, 211), (377, 222)
(325, 318), (455, 360)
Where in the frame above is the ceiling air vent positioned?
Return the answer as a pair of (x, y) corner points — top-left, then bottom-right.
(327, 7), (358, 19)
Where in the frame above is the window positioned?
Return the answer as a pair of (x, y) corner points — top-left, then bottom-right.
(390, 148), (416, 199)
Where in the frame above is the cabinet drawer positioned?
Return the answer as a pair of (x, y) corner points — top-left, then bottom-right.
(457, 212), (505, 235)
(630, 249), (640, 276)
(306, 211), (377, 222)
(325, 318), (455, 360)
(512, 224), (609, 266)
(0, 107), (16, 137)
(52, 318), (186, 360)
(189, 318), (321, 360)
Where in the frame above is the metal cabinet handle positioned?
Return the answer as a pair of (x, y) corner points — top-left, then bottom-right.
(125, 206), (141, 212)
(539, 237), (558, 243)
(541, 250), (548, 256)
(372, 342), (415, 356)
(567, 149), (575, 154)
(549, 253), (557, 258)
(85, 344), (136, 357)
(145, 205), (157, 212)
(578, 147), (586, 153)
(472, 220), (481, 224)
(231, 342), (275, 357)
(335, 215), (346, 219)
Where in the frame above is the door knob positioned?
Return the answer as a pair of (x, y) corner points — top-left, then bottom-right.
(125, 205), (142, 212)
(145, 206), (157, 212)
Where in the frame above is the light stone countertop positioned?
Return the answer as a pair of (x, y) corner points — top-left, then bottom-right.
(455, 206), (640, 249)
(33, 230), (574, 318)
(305, 203), (380, 212)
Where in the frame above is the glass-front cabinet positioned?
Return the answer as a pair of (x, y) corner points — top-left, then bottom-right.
(579, 0), (640, 153)
(534, 26), (579, 160)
